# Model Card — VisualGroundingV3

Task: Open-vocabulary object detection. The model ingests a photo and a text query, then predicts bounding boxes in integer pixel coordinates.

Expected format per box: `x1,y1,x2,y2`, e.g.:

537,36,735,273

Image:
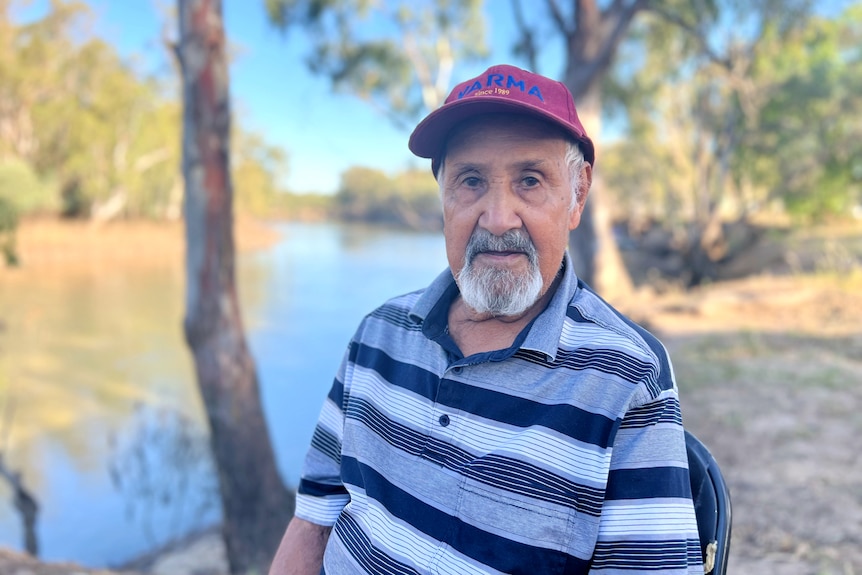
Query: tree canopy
0,0,292,222
602,2,862,225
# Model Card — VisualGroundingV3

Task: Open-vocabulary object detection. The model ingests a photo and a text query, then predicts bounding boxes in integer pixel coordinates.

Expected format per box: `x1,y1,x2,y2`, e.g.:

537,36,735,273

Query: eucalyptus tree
176,1,293,573
746,5,862,220
600,1,857,283
0,1,180,219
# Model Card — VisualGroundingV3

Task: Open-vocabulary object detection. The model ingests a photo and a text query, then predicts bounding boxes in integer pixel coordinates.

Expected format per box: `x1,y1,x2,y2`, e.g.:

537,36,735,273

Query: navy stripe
575,296,674,400
445,380,617,448
369,304,422,332
349,343,439,399
327,378,344,408
619,396,682,429
334,511,421,575
341,458,584,573
310,426,342,463
346,398,605,515
517,346,658,388
299,479,348,498
592,539,697,570
346,397,429,457
349,342,617,449
463,454,604,516
606,467,692,500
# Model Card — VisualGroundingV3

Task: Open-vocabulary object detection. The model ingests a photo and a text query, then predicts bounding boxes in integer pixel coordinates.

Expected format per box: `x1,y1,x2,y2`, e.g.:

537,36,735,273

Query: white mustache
465,229,538,267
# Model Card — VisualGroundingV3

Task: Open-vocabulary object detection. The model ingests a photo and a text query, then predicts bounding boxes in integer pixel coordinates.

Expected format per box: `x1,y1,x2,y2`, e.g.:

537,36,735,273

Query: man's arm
592,389,703,573
269,517,333,575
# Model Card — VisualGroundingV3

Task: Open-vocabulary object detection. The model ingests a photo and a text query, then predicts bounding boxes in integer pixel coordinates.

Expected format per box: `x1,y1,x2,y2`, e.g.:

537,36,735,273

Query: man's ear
568,163,592,230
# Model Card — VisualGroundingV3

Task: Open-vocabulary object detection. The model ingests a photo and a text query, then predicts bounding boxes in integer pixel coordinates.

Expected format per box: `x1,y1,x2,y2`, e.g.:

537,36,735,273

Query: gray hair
437,140,588,214
564,141,586,213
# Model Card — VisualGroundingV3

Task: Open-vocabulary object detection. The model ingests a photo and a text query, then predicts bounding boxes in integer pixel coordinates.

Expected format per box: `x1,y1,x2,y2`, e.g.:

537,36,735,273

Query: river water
0,221,448,567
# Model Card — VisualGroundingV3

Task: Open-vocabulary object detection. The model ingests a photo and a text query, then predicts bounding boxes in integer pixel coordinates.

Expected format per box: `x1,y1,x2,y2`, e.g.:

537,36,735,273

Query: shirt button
438,414,450,427
452,367,463,375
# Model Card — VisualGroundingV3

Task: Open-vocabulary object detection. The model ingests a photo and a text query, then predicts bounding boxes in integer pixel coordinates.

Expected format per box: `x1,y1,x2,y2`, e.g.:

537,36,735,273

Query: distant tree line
0,1,304,228
335,166,441,230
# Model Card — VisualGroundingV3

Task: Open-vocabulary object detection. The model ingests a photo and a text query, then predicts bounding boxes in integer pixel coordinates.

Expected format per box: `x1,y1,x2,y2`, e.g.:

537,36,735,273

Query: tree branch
645,4,732,68
510,0,539,71
597,0,650,66
547,0,572,36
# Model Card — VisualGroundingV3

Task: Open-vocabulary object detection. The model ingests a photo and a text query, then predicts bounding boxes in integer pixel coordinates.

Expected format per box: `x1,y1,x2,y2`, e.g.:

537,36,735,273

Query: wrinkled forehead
438,114,574,175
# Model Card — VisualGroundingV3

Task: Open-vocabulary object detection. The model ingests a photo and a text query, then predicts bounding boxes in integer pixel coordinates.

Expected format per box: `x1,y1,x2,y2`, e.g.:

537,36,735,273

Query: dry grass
8,218,280,271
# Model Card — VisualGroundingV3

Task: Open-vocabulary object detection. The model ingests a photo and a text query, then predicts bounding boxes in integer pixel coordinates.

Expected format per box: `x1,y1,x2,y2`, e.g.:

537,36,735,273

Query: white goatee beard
456,229,543,317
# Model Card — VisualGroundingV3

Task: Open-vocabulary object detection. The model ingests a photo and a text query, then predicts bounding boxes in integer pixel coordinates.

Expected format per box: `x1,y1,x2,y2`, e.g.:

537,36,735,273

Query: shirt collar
409,252,578,361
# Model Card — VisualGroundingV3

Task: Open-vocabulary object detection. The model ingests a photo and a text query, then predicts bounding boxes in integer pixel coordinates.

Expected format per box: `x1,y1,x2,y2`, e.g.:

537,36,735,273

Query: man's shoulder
566,283,666,363
565,284,677,402
353,287,430,339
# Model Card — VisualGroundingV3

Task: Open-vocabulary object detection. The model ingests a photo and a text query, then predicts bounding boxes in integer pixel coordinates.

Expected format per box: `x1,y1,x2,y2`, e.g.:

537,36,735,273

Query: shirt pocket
455,480,575,574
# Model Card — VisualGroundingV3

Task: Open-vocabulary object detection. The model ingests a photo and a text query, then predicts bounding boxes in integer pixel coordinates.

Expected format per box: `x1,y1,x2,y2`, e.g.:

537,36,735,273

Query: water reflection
0,221,448,567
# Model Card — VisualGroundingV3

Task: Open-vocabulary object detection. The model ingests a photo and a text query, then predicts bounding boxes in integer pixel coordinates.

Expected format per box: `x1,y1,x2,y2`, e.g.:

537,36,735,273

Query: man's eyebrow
445,161,487,174
514,159,548,171
446,159,549,174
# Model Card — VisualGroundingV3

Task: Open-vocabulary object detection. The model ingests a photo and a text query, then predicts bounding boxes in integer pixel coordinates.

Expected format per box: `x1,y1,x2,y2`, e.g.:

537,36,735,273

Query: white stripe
317,398,344,439
560,321,651,359
597,501,699,537
295,492,349,525
349,364,611,483
343,493,490,575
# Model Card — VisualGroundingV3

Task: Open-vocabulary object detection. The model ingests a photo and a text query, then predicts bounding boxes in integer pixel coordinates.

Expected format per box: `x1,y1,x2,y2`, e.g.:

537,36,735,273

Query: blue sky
53,1,539,195
13,1,857,194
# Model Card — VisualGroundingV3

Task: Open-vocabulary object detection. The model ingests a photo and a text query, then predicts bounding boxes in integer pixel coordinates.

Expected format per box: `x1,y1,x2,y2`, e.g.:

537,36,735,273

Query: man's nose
477,186,522,235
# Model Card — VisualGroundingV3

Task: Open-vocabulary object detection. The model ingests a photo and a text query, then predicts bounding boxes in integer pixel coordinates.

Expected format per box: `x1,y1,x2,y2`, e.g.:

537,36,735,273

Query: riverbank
1,219,860,574
8,217,280,271
0,527,227,574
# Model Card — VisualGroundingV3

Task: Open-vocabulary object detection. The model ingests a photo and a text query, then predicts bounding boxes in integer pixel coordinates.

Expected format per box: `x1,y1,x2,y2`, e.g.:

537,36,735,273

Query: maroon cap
409,64,595,175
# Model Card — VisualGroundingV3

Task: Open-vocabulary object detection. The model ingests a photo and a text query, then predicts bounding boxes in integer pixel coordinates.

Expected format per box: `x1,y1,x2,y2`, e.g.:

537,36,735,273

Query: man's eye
522,176,540,187
463,176,482,187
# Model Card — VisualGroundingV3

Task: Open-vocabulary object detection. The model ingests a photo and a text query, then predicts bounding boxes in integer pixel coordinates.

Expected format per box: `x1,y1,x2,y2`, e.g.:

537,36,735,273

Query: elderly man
270,64,703,574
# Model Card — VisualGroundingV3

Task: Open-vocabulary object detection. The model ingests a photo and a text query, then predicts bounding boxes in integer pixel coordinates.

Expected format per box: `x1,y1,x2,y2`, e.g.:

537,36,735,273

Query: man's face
440,115,589,317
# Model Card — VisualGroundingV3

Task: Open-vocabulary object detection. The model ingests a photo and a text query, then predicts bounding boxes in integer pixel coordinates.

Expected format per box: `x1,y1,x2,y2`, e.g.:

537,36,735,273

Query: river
0,221,448,568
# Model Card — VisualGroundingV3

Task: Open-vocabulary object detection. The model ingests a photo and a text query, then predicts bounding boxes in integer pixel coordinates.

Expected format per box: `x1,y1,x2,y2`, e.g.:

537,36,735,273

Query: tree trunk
176,1,294,573
565,73,633,301
550,0,645,300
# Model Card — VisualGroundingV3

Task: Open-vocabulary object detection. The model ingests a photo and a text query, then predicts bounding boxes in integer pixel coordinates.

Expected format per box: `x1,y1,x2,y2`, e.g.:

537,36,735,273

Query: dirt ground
2,220,861,575
623,271,862,575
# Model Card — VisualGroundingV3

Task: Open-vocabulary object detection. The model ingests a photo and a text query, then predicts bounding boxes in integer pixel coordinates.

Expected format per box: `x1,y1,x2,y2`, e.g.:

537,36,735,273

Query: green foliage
745,6,862,220
266,0,488,124
268,190,335,220
0,195,19,266
0,0,293,222
336,165,441,229
233,130,290,217
603,2,862,225
0,159,59,215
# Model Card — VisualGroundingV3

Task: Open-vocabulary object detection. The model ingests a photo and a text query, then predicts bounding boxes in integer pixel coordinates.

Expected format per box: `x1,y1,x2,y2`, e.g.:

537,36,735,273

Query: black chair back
686,430,732,574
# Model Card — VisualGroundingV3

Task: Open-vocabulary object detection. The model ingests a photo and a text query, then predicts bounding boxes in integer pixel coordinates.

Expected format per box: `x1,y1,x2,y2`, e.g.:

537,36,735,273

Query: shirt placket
427,362,469,573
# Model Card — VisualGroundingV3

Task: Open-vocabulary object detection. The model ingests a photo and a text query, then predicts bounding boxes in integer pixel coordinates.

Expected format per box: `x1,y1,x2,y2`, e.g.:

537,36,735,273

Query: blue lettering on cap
456,74,545,102
457,80,483,99
506,76,525,92
487,73,504,87
528,86,544,102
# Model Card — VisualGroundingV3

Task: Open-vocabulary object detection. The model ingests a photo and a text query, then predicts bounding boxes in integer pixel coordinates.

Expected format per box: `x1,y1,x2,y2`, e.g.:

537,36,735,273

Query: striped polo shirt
295,255,703,574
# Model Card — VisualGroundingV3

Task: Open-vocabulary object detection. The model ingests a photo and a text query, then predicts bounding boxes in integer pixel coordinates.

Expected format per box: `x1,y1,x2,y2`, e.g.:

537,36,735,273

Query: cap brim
408,97,595,167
